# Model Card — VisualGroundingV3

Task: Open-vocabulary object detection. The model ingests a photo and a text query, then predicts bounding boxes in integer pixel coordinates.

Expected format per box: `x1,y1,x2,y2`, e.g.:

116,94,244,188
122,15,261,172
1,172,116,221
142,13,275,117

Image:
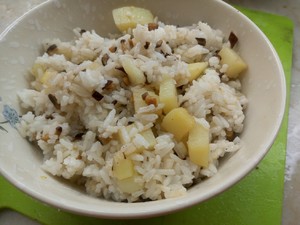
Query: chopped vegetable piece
109,46,117,53
113,158,134,180
116,175,142,193
74,133,84,140
112,6,154,32
40,70,56,85
159,77,178,114
228,32,238,48
187,62,208,82
196,37,206,46
79,29,87,35
92,91,104,101
101,53,110,66
187,123,209,168
31,63,46,78
48,94,60,109
148,23,159,31
218,47,247,78
140,128,156,150
55,126,62,136
46,44,58,55
120,56,146,85
144,41,150,49
161,107,195,141
103,80,115,91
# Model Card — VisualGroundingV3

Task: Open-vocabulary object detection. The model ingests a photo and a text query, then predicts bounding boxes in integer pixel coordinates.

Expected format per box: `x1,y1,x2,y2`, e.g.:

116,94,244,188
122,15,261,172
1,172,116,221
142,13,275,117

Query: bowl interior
0,0,285,218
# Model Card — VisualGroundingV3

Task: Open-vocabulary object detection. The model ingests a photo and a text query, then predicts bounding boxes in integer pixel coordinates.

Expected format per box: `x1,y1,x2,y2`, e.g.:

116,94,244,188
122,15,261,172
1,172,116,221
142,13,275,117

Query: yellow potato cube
112,6,154,32
113,158,134,180
140,128,156,150
218,47,247,78
31,63,46,78
187,123,210,168
187,62,208,82
161,107,195,141
116,175,142,194
40,70,56,85
159,78,178,114
121,56,146,85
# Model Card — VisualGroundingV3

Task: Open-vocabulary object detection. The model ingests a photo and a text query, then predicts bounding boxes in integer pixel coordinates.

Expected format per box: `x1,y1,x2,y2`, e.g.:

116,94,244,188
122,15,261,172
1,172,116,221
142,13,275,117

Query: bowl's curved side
0,0,286,219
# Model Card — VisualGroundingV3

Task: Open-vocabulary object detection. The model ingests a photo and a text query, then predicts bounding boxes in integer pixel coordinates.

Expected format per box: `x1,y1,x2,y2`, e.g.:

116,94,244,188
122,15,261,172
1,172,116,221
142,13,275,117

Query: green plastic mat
0,6,294,225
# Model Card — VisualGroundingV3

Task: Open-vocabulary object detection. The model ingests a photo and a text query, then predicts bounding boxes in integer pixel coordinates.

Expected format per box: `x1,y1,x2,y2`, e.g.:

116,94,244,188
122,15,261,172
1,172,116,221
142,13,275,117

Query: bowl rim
0,0,286,219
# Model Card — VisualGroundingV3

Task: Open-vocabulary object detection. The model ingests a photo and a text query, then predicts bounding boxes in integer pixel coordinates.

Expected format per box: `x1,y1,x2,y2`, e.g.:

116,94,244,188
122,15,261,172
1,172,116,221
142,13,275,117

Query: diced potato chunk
31,63,57,85
218,47,247,78
131,86,160,114
113,158,135,180
187,123,209,167
140,128,156,150
159,78,178,114
187,62,208,82
40,70,56,85
161,107,195,141
112,6,154,32
31,63,46,78
121,56,146,85
132,87,146,113
116,175,142,194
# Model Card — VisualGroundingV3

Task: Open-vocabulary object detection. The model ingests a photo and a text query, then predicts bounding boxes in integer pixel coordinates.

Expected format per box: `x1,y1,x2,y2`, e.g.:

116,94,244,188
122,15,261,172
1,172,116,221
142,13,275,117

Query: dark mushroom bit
48,94,60,109
79,29,87,35
144,41,150,49
128,38,134,48
46,44,58,55
148,23,159,31
120,39,127,51
228,32,238,48
55,126,63,136
92,90,104,101
196,37,206,46
109,46,117,53
101,53,110,66
74,132,85,140
103,80,115,91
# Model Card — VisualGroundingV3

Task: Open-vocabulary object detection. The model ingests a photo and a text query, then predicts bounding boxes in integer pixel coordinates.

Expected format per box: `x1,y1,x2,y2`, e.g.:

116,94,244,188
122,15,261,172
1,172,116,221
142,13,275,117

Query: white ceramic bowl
0,0,285,219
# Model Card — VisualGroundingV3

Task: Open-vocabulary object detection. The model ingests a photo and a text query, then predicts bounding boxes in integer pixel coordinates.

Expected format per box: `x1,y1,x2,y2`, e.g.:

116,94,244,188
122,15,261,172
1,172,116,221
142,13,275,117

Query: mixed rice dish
17,7,248,202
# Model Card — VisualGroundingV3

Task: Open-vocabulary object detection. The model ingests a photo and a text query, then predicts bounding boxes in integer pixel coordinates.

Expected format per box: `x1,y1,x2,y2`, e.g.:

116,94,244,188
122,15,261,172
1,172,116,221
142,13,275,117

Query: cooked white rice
17,19,247,202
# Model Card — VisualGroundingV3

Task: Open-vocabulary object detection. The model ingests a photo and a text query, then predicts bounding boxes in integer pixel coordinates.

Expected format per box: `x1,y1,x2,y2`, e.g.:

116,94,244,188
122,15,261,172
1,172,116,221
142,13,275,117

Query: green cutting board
0,6,294,225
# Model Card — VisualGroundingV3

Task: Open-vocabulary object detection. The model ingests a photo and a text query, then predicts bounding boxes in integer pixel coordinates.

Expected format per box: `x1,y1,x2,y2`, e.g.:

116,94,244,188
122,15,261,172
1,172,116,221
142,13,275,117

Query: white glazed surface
0,0,286,220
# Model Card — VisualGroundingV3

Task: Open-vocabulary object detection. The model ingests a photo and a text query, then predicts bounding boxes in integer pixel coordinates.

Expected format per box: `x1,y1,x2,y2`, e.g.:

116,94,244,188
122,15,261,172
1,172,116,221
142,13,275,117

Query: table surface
0,0,299,224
